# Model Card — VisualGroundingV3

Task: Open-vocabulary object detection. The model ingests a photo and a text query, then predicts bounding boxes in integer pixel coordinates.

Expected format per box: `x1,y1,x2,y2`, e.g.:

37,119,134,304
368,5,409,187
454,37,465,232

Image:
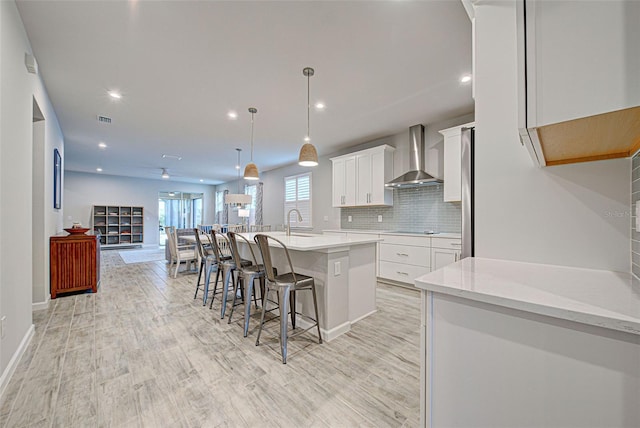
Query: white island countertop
415,257,640,335
240,231,381,252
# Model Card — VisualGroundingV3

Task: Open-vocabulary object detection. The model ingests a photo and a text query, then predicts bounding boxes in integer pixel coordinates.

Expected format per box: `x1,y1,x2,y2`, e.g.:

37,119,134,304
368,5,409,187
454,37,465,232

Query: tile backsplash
340,185,461,233
632,154,640,278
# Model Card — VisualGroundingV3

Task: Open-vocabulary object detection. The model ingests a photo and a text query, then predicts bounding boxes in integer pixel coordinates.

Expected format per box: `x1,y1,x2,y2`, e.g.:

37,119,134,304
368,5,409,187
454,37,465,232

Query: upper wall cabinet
331,145,395,207
517,0,640,167
440,122,474,202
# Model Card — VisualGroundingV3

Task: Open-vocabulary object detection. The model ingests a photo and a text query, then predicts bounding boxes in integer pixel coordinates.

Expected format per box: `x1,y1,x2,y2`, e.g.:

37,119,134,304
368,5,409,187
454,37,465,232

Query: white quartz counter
240,231,381,252
415,257,640,335
323,229,462,239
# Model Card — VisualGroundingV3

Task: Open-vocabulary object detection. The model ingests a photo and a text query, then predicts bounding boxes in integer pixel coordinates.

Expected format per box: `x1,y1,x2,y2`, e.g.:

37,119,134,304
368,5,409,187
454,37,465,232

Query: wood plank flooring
0,249,420,427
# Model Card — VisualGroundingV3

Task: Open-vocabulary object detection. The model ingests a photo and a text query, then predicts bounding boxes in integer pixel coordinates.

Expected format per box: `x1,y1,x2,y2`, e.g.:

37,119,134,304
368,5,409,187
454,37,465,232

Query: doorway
158,191,203,245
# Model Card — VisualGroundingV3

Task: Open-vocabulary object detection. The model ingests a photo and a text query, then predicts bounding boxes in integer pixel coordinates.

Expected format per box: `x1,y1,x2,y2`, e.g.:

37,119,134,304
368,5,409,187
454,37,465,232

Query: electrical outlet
348,216,352,222
378,215,383,222
323,215,329,221
334,261,341,276
0,316,6,339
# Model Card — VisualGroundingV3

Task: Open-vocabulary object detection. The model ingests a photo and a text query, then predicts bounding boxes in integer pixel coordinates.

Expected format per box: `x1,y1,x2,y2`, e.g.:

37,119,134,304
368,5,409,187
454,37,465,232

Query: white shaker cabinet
517,0,640,166
439,122,474,202
331,145,394,207
378,234,430,285
332,156,356,207
431,237,462,271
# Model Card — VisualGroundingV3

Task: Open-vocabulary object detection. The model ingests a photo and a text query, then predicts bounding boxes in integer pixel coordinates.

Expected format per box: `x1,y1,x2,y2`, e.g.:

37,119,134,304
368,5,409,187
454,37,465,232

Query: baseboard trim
350,308,377,324
32,298,50,311
0,324,35,400
296,318,351,342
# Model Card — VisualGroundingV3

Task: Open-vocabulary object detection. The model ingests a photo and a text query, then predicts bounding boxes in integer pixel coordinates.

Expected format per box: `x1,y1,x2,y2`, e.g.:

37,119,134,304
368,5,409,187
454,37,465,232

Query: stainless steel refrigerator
461,126,475,259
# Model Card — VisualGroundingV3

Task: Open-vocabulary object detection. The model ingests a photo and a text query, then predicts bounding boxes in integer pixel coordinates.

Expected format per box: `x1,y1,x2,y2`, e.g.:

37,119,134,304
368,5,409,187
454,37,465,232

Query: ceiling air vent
97,115,112,124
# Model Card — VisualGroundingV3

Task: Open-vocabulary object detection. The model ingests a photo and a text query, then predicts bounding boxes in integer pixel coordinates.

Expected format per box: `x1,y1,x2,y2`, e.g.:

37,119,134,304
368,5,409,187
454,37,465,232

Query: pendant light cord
307,72,311,140
250,111,255,162
236,148,241,193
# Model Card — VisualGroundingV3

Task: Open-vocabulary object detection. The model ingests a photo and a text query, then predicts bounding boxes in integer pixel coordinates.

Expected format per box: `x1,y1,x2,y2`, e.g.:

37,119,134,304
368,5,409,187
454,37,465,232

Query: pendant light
243,107,259,180
298,67,319,167
224,148,252,206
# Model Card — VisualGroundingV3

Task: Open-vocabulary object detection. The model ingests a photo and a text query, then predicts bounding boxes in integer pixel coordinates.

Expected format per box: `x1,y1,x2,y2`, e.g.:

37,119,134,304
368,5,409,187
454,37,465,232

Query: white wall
0,0,64,388
473,0,629,271
64,172,217,246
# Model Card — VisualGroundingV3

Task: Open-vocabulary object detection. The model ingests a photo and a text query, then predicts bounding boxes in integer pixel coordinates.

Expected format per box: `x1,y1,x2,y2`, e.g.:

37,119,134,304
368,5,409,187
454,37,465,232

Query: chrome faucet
286,208,302,236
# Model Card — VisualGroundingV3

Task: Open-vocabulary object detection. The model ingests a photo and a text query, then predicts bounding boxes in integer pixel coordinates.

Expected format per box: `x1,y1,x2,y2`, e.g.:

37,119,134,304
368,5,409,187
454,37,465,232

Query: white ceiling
17,0,474,185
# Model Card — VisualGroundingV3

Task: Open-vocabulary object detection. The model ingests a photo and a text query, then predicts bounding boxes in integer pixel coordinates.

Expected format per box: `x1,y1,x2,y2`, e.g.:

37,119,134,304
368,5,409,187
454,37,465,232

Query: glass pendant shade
243,162,259,180
298,143,318,167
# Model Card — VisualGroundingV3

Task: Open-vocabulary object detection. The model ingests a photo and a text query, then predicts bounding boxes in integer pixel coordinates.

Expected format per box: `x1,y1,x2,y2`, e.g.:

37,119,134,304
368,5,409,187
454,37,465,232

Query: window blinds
284,173,312,228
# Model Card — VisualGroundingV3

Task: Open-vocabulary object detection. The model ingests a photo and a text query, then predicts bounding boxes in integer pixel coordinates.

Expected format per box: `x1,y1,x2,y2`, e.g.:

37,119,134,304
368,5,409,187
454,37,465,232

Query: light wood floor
0,249,420,427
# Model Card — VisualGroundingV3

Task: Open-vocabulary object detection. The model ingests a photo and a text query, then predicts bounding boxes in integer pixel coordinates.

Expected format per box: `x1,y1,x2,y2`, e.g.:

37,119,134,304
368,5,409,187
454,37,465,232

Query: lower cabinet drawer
379,243,429,267
379,261,430,284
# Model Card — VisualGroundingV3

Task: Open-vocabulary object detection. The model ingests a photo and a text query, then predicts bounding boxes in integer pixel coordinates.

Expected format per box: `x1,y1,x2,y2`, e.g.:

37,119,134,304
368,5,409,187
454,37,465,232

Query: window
284,172,312,228
215,190,224,224
244,184,257,225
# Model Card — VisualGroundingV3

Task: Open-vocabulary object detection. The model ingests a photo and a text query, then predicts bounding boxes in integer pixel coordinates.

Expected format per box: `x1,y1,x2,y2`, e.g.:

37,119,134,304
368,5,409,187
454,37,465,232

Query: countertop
239,231,381,252
323,229,462,239
415,257,640,335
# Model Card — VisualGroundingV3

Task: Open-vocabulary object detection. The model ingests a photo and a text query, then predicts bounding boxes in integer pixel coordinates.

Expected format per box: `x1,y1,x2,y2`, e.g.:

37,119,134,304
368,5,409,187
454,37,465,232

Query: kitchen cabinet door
356,152,372,205
331,156,356,207
369,148,392,205
431,248,460,271
440,123,473,202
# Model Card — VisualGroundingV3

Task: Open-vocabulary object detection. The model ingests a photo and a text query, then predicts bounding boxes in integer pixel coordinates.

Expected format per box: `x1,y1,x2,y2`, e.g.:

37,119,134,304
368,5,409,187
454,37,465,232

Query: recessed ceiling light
227,111,238,120
98,142,107,149
199,179,204,182
96,167,103,172
314,102,325,110
108,91,122,99
460,74,472,83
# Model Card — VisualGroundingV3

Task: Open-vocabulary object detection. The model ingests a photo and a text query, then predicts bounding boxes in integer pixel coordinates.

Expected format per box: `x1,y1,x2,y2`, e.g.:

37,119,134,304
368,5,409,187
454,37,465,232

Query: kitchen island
239,232,381,341
415,257,640,428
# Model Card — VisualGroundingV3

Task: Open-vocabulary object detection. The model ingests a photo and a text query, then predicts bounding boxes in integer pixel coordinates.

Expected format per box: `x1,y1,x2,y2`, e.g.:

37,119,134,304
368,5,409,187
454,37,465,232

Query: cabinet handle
397,271,409,276
454,253,458,262
396,253,409,257
450,243,461,246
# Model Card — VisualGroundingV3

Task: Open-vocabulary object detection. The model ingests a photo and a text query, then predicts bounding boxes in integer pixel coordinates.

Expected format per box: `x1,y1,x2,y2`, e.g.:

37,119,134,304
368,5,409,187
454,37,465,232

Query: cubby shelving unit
92,205,144,248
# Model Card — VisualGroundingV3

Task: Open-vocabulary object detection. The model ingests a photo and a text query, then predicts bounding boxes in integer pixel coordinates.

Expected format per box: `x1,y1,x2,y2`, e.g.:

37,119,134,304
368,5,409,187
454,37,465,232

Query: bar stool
209,230,251,318
226,231,274,336
192,229,221,306
253,234,322,364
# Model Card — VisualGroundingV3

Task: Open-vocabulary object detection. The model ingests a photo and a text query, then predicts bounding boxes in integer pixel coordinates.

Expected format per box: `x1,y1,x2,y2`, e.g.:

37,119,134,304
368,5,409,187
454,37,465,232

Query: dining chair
166,226,197,278
227,224,245,233
193,229,221,306
249,224,261,232
226,231,274,336
253,234,322,364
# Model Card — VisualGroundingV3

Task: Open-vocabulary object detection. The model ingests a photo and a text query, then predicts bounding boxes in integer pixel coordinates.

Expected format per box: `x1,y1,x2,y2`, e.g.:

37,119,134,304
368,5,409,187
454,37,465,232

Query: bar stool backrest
193,228,207,259
209,229,228,263
226,231,258,268
254,234,297,284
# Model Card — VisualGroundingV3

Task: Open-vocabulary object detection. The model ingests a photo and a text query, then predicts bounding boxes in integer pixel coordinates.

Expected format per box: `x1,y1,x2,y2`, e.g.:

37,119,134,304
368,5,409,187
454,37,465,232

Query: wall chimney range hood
385,124,442,188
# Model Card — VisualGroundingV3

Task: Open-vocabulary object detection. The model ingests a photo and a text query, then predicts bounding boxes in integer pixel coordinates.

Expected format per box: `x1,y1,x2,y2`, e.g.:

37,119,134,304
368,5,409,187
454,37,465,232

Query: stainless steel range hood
385,124,442,188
